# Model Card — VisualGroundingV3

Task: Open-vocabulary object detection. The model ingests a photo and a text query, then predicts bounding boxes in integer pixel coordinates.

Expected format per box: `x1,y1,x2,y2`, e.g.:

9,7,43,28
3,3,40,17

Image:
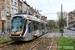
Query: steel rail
29,34,48,50
0,41,15,48
11,42,26,50
49,34,56,50
0,40,12,44
12,33,48,50
29,38,45,50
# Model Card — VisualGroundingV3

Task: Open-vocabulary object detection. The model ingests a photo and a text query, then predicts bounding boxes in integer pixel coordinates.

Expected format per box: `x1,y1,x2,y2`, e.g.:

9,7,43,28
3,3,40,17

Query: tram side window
38,23,41,30
32,21,34,31
41,24,43,29
44,24,46,29
43,24,45,29
43,24,44,29
28,21,32,33
34,21,39,31
42,23,44,29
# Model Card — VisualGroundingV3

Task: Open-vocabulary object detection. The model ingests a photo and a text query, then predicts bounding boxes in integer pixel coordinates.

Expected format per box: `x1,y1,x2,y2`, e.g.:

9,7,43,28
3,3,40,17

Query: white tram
10,13,48,41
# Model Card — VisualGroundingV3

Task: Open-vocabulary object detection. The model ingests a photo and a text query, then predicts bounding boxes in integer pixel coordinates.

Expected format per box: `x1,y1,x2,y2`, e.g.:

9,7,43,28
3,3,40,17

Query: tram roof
14,14,47,24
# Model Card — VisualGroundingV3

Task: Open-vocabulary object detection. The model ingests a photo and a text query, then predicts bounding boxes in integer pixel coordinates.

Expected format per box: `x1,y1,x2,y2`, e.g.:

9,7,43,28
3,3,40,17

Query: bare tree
57,11,67,27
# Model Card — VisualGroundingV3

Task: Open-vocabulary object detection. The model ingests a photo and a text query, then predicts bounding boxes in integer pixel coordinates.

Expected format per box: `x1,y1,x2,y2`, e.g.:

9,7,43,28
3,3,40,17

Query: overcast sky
23,0,75,20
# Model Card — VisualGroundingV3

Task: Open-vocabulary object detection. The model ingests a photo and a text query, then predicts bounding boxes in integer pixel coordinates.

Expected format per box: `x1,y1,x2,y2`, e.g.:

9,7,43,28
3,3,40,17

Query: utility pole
61,4,63,36
67,15,68,28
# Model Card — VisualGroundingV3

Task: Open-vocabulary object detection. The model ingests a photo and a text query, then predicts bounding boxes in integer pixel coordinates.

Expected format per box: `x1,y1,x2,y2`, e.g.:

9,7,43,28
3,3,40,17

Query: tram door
39,23,42,35
28,21,33,38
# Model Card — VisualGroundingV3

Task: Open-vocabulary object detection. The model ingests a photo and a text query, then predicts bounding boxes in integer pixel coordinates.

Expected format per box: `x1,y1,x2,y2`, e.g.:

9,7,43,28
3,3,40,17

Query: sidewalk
40,33,60,38
40,33,75,38
0,32,10,38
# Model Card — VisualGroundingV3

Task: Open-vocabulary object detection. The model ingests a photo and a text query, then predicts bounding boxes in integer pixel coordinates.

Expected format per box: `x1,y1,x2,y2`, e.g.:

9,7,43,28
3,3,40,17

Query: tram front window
11,19,24,32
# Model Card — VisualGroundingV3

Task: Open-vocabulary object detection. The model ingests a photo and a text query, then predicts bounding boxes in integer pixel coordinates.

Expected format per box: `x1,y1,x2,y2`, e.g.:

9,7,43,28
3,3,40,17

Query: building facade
24,1,30,14
30,7,37,17
11,0,18,17
41,16,47,21
0,0,11,33
22,1,27,13
68,10,75,28
18,0,22,13
0,0,47,33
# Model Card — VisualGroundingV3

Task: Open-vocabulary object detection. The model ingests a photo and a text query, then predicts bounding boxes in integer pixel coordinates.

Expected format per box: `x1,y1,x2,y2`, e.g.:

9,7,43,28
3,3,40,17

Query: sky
23,0,75,21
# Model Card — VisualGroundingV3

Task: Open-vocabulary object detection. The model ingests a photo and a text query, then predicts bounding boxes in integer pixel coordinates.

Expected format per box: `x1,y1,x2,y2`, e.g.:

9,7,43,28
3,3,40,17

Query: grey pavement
40,29,75,38
64,29,75,33
40,33,60,38
0,33,10,38
63,29,75,37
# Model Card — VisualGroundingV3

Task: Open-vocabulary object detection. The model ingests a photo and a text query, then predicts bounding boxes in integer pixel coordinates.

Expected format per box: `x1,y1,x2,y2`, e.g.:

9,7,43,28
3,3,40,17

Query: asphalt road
63,29,75,37
64,29,75,33
41,29,75,38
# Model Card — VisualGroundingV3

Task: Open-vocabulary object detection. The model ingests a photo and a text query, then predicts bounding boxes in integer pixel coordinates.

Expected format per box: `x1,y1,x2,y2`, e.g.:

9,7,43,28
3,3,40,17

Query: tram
10,13,48,41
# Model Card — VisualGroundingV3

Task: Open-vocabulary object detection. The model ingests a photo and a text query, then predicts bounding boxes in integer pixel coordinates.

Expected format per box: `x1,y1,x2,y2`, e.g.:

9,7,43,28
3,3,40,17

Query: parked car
71,27,75,31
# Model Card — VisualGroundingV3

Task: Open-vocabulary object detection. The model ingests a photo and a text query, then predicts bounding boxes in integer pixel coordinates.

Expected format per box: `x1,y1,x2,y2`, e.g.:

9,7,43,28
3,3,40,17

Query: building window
20,6,21,9
70,17,72,19
20,6,23,12
14,2,17,6
11,8,13,14
7,7,10,14
7,18,10,29
1,3,4,9
74,17,75,21
18,4,19,8
7,0,9,4
3,0,5,2
15,9,17,14
11,0,13,5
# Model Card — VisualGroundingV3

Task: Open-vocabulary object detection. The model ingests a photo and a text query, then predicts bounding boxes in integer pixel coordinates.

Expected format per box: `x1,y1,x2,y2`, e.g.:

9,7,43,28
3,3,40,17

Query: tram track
0,41,15,48
0,41,27,50
11,33,48,50
12,38,44,50
29,34,58,50
0,33,47,50
0,37,43,50
0,33,58,50
11,33,58,50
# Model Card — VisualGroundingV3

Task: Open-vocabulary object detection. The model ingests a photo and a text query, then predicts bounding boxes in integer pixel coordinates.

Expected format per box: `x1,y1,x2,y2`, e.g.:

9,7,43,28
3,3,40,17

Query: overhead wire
47,0,54,12
26,0,39,10
37,0,47,12
25,0,57,15
53,0,58,4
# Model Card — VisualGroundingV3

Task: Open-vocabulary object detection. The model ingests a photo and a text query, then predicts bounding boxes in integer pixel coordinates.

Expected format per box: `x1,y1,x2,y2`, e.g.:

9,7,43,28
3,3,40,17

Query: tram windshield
11,19,24,32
